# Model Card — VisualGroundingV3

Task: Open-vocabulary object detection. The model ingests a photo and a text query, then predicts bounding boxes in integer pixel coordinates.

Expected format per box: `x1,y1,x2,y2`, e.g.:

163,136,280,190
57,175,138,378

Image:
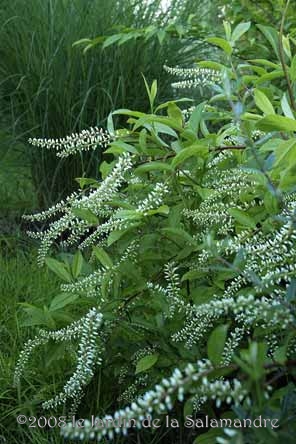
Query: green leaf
72,38,92,48
112,109,145,118
281,93,294,119
142,76,157,111
256,25,280,59
255,70,284,84
93,246,113,269
274,345,287,364
72,208,98,224
161,228,195,245
107,141,138,154
75,177,99,189
223,21,231,41
157,29,166,45
146,205,170,216
72,251,84,279
155,98,193,113
197,61,226,71
191,286,216,305
290,55,296,82
19,304,55,328
254,89,275,115
114,209,142,220
151,80,157,106
135,161,173,175
135,353,159,374
153,122,178,138
181,269,204,281
102,34,122,49
256,115,296,132
172,144,208,168
107,224,141,246
49,293,79,311
248,59,279,69
283,35,291,59
183,398,194,419
138,128,147,152
45,258,72,283
231,21,250,43
107,111,115,136
188,102,206,133
228,208,256,228
274,139,296,168
207,324,229,366
206,37,233,55
167,102,183,127
263,193,279,214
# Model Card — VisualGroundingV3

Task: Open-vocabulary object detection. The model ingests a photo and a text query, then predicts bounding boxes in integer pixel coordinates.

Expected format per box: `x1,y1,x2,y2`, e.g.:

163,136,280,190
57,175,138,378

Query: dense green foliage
13,18,296,444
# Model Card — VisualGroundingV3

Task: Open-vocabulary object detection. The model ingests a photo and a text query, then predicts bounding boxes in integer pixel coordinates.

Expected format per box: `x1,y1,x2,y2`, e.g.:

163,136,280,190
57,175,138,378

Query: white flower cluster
163,262,185,318
61,240,138,304
182,105,196,121
23,192,79,222
42,308,103,410
172,294,293,349
164,65,221,89
207,151,234,168
118,374,149,404
14,308,102,387
184,166,257,235
221,202,296,296
13,319,84,387
136,183,169,215
73,153,132,213
25,153,133,265
60,359,247,441
77,217,127,250
164,65,222,89
28,127,112,158
222,326,249,365
221,121,264,145
61,269,103,298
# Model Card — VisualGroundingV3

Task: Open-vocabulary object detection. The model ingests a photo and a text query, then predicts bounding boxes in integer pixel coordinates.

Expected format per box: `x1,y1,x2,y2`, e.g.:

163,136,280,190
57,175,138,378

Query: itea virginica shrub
15,21,296,444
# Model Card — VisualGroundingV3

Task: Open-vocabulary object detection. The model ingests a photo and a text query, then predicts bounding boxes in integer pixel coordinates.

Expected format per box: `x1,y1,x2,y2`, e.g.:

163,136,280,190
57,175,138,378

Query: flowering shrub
16,20,296,444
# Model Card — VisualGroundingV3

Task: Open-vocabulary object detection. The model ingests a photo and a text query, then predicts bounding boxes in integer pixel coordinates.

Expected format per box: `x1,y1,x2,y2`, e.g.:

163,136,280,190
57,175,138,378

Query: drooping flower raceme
60,359,249,442
14,308,104,411
164,65,222,89
29,127,112,158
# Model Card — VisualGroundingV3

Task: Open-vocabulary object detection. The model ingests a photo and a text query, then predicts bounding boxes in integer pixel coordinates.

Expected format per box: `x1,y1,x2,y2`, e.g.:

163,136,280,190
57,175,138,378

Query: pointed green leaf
206,37,233,55
49,293,79,311
228,208,256,228
172,145,208,169
135,161,173,175
254,89,275,115
231,21,250,43
281,93,294,119
135,353,159,374
72,208,99,224
72,251,84,279
256,115,296,132
93,246,113,269
207,324,229,366
45,258,72,283
167,102,183,127
290,55,296,82
102,34,122,49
